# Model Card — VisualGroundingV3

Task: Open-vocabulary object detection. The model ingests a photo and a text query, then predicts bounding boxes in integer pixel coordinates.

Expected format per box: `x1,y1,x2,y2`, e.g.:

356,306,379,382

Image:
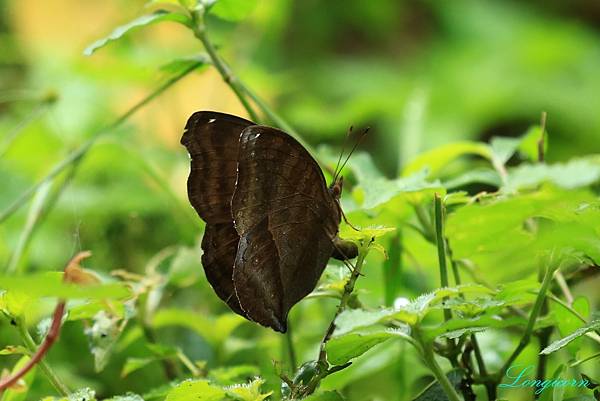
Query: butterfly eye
330,177,343,198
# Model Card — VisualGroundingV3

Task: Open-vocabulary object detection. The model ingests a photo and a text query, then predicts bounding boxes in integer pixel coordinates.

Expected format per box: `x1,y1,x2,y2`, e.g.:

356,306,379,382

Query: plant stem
141,322,179,380
498,264,555,375
319,244,368,361
414,204,435,242
284,322,297,371
191,11,259,122
538,111,547,163
417,329,462,401
434,194,451,322
0,61,202,224
14,315,70,396
190,9,322,162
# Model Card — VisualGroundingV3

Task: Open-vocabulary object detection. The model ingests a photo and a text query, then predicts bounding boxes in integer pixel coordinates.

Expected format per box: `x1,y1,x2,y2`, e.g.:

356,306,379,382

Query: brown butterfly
181,111,357,332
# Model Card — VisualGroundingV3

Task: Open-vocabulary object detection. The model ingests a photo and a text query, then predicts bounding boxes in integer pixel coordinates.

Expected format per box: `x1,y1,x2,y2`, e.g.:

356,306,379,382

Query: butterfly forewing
181,111,253,224
181,111,253,316
232,126,341,332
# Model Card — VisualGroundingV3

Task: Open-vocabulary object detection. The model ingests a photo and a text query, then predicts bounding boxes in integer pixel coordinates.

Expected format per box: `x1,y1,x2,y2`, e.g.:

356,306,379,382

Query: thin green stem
284,322,297,371
570,350,600,368
319,246,368,361
191,12,258,122
498,264,555,375
190,9,323,164
16,317,70,396
417,328,462,401
414,204,435,242
0,61,201,224
434,194,451,322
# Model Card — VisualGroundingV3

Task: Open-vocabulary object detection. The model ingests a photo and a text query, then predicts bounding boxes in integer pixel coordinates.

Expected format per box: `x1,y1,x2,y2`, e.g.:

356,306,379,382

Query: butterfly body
181,111,356,332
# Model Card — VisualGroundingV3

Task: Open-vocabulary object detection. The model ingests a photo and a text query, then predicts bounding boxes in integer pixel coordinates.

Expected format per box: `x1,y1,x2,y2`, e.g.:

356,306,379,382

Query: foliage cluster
1,1,600,401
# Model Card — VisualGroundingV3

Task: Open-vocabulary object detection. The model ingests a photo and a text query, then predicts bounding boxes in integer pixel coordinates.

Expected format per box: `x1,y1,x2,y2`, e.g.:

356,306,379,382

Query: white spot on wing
208,118,216,123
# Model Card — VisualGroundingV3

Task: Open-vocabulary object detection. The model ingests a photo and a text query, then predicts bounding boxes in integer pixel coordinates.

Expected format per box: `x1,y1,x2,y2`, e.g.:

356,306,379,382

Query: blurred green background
1,0,599,400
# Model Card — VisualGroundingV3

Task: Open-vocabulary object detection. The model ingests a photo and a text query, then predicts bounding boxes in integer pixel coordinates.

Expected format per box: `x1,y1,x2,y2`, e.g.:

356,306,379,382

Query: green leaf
208,0,258,21
304,391,346,401
325,327,411,365
121,357,156,378
165,380,226,401
209,365,260,386
0,273,131,300
333,308,393,336
104,394,145,401
41,388,98,401
339,225,396,242
552,296,590,355
443,168,501,190
352,169,442,210
403,141,492,178
84,10,192,56
0,345,29,356
541,320,600,355
225,378,271,401
153,309,244,346
504,158,600,192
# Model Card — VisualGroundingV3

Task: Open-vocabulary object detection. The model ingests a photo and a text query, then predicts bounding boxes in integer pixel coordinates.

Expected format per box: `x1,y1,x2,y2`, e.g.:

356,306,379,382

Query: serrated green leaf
225,378,271,401
541,320,600,355
84,10,192,56
352,169,443,210
104,393,145,401
208,0,258,21
333,308,393,336
209,365,260,386
325,327,411,365
339,225,396,242
165,380,226,401
504,158,600,192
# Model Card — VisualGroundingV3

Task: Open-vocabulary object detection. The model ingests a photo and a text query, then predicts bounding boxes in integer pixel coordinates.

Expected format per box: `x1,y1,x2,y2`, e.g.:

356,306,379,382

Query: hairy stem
0,61,202,224
318,247,367,361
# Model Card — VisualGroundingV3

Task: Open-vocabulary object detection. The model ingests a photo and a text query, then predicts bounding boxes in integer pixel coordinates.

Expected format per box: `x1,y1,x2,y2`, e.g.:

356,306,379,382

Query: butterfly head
329,176,344,200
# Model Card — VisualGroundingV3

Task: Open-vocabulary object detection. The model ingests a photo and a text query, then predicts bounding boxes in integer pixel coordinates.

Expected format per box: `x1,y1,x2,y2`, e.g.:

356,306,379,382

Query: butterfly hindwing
231,125,341,332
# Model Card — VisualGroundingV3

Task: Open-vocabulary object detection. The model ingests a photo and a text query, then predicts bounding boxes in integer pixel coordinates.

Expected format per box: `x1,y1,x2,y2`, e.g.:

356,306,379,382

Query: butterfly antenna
333,125,353,181
336,126,370,178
